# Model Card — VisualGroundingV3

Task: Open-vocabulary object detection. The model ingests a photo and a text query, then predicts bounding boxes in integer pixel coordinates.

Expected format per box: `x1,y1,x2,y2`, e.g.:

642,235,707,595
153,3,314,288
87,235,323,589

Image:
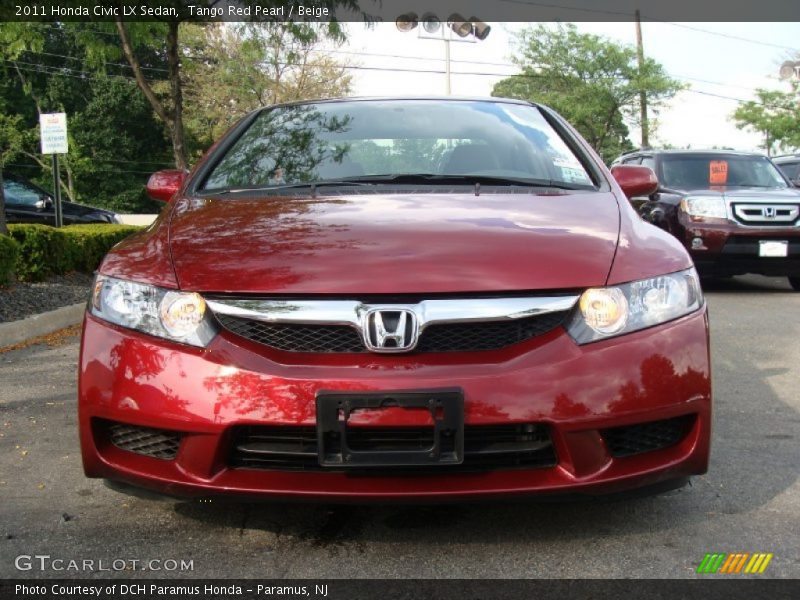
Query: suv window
777,161,800,180
660,154,788,190
640,156,655,170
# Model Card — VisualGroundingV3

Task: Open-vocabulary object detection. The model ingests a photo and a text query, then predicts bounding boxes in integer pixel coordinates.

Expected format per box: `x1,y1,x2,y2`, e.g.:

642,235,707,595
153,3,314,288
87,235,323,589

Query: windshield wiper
339,173,592,190
204,180,378,195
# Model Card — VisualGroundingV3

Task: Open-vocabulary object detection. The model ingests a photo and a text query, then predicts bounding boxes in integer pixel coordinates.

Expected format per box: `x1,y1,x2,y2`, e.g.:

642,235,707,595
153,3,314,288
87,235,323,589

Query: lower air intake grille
107,422,182,460
601,415,694,458
229,423,556,473
216,311,568,354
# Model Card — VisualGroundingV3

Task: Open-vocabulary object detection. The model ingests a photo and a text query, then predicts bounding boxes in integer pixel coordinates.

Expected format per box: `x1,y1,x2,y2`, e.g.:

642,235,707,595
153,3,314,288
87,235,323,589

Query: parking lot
0,275,798,579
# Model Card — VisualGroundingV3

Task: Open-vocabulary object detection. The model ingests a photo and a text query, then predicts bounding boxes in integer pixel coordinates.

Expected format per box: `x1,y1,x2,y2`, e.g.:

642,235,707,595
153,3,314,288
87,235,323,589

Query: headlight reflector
578,288,628,335
568,268,703,344
680,196,727,219
91,275,217,347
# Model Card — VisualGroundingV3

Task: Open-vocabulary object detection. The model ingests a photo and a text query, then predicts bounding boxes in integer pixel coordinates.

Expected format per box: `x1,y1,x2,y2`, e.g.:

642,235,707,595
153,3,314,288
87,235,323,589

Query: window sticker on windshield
709,160,728,185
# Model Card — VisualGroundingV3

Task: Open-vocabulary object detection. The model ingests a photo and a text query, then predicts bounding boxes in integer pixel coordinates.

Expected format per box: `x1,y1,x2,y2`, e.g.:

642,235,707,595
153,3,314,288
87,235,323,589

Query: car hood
681,187,800,202
167,192,620,294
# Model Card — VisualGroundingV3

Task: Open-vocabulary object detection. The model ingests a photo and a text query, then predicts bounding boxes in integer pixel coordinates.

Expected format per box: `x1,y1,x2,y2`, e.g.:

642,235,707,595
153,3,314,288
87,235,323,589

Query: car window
4,179,44,206
640,156,655,170
660,155,788,190
777,161,800,180
202,100,596,191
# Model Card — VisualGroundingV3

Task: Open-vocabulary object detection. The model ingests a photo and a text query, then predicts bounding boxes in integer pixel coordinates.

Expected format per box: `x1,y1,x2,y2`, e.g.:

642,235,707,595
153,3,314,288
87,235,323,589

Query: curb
0,302,85,348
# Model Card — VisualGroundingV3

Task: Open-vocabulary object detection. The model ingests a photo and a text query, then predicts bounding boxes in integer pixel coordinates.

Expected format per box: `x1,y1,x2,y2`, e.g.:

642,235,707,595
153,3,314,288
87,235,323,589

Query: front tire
789,276,800,291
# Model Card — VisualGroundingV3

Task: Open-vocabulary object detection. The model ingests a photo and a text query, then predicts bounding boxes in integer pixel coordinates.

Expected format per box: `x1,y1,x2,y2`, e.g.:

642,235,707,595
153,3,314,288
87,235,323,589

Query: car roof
257,96,537,111
773,154,800,163
625,148,767,158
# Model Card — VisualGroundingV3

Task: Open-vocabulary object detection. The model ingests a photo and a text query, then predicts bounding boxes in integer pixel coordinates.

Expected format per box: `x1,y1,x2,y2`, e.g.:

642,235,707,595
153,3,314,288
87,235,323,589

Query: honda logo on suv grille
763,206,776,219
363,308,418,352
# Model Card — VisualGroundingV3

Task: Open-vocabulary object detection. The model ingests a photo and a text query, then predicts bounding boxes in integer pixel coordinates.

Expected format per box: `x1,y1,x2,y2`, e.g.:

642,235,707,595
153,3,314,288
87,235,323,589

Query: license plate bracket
315,388,464,467
759,240,788,257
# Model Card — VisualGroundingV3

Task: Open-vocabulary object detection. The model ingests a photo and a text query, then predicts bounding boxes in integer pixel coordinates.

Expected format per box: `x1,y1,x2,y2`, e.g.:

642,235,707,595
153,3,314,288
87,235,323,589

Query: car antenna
474,182,481,196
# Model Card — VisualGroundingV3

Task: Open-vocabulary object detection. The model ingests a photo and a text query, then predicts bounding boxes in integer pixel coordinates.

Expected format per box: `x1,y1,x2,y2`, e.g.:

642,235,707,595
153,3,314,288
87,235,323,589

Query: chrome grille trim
732,203,799,225
206,296,579,329
206,296,579,353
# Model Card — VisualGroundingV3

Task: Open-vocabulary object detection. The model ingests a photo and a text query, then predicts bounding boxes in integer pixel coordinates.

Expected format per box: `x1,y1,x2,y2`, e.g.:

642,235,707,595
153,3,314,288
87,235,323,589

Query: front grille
216,311,568,354
229,423,556,473
732,203,799,226
417,311,566,352
107,422,182,460
601,415,694,458
216,315,364,353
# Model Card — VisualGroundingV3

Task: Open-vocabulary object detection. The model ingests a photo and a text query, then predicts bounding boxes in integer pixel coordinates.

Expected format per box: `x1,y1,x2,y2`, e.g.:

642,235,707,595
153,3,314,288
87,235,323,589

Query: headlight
680,196,727,219
90,275,218,347
567,268,703,344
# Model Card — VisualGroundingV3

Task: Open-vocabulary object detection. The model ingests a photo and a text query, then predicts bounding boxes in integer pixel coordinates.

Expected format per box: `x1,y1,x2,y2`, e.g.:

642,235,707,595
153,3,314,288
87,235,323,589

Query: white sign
40,112,68,154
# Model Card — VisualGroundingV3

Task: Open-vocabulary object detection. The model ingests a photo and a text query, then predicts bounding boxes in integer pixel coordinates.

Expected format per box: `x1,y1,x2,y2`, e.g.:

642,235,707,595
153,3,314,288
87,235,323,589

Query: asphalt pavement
0,275,798,579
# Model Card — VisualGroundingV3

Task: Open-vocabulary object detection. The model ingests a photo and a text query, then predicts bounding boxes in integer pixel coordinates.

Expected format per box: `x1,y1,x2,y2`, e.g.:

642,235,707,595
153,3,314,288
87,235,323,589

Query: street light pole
444,37,451,95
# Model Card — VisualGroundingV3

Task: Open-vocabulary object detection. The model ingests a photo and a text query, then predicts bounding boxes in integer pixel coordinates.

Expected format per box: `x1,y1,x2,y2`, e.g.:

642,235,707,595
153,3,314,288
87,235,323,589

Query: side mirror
36,195,53,211
610,165,659,199
146,169,187,202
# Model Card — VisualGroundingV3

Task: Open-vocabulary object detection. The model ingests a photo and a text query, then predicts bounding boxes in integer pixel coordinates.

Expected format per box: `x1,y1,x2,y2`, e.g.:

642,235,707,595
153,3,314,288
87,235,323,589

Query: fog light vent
108,422,181,460
601,415,694,458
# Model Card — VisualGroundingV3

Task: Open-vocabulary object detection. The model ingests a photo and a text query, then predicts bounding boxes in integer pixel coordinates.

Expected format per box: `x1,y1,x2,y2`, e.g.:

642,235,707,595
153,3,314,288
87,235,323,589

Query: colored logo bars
697,553,773,574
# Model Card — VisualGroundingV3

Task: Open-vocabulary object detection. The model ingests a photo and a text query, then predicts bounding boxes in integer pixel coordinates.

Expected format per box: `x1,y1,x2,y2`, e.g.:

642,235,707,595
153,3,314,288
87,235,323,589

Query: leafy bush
8,224,143,282
0,234,21,286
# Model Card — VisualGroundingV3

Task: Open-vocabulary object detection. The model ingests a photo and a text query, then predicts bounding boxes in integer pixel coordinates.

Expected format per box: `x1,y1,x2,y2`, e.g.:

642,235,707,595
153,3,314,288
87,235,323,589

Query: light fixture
469,17,491,40
395,12,418,32
421,12,441,34
447,13,472,38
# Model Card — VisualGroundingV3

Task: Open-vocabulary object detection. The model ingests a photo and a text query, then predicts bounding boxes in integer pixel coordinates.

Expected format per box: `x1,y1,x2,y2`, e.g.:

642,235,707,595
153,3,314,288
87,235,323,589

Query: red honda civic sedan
79,98,711,501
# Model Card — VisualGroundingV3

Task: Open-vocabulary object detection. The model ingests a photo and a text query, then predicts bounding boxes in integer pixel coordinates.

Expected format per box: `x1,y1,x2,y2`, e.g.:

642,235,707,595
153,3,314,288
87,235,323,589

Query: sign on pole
40,112,68,154
39,112,67,227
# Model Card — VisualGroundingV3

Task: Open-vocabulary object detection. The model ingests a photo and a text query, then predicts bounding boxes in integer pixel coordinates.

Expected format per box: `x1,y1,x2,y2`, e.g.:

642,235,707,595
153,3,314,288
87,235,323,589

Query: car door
3,178,54,225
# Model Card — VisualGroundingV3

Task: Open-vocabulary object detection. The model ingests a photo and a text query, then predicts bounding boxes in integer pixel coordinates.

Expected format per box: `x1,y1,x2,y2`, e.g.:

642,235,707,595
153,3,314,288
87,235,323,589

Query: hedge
0,233,20,285
7,223,143,282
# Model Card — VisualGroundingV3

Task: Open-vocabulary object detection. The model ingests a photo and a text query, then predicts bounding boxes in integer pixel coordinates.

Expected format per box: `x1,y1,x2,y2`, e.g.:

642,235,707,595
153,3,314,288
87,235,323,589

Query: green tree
732,82,800,155
181,22,353,156
492,23,683,163
0,112,25,235
74,2,360,170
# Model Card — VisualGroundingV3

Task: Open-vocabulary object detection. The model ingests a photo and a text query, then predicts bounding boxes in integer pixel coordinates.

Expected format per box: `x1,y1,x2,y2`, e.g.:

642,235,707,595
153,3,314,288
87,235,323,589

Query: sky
335,21,800,155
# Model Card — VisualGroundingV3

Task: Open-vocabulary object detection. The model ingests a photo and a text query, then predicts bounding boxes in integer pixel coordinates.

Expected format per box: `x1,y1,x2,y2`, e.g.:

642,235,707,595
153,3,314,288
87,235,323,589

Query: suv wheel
789,277,800,291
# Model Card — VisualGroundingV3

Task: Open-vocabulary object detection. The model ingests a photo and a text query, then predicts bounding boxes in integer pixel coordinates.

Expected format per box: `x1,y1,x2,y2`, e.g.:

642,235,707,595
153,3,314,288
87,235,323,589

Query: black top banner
1,0,800,22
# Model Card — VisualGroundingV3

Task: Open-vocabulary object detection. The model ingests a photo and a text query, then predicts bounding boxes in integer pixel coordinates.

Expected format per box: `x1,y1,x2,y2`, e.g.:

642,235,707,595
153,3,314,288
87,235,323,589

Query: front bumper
78,308,712,501
679,218,800,277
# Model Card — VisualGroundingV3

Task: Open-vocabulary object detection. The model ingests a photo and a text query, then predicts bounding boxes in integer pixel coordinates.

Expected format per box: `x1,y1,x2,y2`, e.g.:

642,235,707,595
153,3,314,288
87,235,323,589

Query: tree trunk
166,22,188,170
0,170,8,236
116,19,188,170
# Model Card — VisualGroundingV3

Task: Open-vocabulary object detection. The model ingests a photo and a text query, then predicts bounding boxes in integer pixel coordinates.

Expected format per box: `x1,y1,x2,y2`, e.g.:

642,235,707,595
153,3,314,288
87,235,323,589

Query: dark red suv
79,98,711,501
613,149,800,290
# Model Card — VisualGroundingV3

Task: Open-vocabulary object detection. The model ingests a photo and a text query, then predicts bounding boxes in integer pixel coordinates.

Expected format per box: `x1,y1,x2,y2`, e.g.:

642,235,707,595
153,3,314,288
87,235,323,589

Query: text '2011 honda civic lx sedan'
79,98,711,501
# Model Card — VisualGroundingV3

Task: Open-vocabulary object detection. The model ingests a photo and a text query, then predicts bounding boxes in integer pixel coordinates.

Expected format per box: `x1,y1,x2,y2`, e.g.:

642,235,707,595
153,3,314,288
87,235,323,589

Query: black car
2,172,118,225
611,149,800,289
774,154,800,186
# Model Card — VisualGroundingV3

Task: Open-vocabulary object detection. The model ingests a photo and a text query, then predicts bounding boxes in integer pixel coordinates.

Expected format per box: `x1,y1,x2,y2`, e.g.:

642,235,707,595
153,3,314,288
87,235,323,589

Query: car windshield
4,178,44,206
200,100,596,192
660,154,788,190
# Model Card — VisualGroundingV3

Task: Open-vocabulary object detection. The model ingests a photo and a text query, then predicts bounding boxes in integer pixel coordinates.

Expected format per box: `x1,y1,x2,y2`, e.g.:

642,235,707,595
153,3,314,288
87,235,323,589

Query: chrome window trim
206,296,579,352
